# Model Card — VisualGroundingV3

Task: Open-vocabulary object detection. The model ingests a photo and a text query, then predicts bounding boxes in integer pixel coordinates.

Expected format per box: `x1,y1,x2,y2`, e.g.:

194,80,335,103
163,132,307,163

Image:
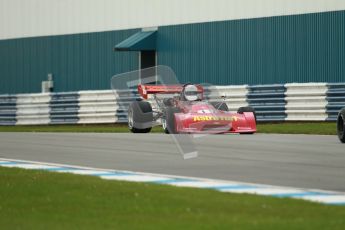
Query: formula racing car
127,83,257,134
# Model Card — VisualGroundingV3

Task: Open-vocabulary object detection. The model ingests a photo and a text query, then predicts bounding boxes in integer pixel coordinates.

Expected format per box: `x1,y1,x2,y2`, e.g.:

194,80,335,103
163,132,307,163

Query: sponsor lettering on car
193,115,238,122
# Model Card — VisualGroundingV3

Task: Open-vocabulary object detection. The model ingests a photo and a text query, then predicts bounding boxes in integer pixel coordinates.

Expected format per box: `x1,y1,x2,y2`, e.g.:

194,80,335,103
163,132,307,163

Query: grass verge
257,122,336,135
0,122,337,135
0,167,344,229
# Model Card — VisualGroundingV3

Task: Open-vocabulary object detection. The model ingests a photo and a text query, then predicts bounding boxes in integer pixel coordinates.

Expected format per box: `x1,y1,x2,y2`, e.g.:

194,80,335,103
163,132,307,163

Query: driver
182,84,200,101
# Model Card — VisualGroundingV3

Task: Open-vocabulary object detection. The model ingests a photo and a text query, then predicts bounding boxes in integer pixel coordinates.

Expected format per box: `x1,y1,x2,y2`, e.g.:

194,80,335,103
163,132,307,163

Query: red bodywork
138,84,256,134
174,101,256,134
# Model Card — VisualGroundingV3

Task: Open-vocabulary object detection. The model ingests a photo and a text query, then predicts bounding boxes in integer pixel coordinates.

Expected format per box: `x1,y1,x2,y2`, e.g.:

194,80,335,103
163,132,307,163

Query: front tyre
163,107,181,134
128,101,153,133
337,108,345,143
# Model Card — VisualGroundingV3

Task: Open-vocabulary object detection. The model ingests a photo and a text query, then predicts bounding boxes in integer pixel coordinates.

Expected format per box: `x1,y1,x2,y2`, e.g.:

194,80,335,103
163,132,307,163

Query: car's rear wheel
163,107,181,134
163,98,174,107
128,100,153,133
211,101,229,111
337,108,345,143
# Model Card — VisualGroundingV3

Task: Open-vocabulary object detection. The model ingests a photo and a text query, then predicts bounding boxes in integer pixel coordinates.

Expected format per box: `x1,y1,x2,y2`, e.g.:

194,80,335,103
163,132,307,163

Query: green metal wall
1,10,345,94
0,29,139,94
157,10,345,85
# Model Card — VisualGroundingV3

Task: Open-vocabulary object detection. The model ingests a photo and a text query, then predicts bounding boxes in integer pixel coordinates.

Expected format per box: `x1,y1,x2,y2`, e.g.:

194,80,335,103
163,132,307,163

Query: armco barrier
326,83,345,121
285,83,328,121
77,89,139,124
16,93,51,125
205,85,249,111
247,84,286,121
50,92,80,124
1,83,345,125
0,95,17,125
78,90,116,124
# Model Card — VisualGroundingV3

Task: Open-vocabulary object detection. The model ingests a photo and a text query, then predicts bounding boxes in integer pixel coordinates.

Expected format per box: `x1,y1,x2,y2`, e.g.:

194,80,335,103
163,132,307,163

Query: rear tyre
163,107,181,134
128,101,153,133
337,108,345,143
211,101,229,111
163,98,174,107
237,106,257,122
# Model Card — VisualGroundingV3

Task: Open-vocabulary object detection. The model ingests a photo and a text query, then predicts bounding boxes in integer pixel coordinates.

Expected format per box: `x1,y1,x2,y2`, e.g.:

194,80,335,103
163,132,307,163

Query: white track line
1,157,345,205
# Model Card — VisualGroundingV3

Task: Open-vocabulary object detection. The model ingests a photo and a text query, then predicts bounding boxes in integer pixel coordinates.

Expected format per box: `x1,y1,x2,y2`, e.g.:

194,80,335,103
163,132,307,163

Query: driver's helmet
182,84,200,101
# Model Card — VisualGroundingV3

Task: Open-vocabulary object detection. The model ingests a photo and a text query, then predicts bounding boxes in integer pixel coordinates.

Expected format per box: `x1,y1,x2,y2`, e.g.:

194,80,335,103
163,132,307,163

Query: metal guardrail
247,84,286,121
1,83,345,125
0,95,17,125
326,83,345,121
285,83,329,121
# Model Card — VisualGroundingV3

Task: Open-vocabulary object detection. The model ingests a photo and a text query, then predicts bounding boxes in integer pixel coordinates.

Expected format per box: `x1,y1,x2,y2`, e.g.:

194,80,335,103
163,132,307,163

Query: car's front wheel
128,100,153,133
163,107,181,134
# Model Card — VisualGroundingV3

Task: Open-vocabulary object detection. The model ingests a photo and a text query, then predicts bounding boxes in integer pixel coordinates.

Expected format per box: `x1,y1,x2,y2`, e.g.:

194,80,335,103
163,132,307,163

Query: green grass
0,167,344,229
257,122,337,135
0,124,162,133
0,122,337,135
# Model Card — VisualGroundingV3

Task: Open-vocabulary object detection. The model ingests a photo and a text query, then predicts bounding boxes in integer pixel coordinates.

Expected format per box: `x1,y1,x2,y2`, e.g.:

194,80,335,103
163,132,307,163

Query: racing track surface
0,132,344,192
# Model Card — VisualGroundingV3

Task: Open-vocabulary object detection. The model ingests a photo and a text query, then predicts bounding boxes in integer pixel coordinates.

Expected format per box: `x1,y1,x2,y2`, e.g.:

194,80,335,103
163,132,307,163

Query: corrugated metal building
0,0,345,94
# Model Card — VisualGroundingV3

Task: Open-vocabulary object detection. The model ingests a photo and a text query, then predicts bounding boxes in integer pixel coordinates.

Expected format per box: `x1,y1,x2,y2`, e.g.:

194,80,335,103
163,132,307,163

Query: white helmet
183,84,199,101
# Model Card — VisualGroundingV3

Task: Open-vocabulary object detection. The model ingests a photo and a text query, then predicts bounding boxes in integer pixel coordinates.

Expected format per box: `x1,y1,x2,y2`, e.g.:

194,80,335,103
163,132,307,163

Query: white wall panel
1,0,345,40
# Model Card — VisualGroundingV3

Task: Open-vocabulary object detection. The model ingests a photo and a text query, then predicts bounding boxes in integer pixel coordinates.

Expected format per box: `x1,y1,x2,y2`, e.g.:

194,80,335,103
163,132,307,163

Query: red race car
128,83,257,134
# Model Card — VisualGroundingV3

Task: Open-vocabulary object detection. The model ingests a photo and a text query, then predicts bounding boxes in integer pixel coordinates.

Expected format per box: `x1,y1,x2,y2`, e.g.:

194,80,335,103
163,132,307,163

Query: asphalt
0,132,344,192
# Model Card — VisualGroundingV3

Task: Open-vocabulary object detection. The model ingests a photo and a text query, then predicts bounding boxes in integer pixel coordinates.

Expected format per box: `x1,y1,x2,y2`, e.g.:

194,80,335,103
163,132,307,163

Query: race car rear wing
138,84,203,99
